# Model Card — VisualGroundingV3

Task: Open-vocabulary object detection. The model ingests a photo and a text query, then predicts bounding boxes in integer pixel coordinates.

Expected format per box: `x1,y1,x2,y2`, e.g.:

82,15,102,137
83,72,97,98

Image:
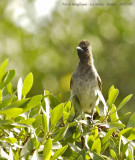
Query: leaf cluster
0,59,134,160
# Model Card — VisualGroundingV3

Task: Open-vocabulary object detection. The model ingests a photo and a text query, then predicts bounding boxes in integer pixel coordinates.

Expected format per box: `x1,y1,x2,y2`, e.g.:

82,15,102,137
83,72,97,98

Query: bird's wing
97,75,102,91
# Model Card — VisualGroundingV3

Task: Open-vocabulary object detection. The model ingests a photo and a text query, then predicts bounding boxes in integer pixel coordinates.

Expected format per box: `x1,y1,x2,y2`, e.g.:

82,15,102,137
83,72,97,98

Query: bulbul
70,40,102,116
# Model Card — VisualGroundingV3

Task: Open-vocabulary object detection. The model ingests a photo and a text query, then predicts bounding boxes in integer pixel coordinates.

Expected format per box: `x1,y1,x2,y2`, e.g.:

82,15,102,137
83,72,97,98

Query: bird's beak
76,46,83,52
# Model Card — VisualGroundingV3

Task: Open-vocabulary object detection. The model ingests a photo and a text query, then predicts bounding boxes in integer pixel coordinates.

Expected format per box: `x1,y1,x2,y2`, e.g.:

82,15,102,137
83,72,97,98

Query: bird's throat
79,51,94,66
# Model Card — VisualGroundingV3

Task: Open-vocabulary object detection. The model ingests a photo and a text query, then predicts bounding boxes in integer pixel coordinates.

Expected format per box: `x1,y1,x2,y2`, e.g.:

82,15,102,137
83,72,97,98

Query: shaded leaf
51,103,63,128
119,128,135,140
44,90,59,109
88,150,104,160
42,114,48,135
7,83,13,95
0,70,15,88
0,89,2,101
53,125,69,142
127,112,135,128
50,145,68,160
32,115,42,128
0,96,13,109
23,95,42,113
118,94,133,111
87,135,94,149
102,128,115,145
5,98,30,110
21,139,33,157
68,143,81,153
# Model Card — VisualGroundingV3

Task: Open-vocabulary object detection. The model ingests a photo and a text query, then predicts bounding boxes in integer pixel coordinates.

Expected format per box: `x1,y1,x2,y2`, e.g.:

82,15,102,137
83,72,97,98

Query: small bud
103,126,107,129
98,128,101,132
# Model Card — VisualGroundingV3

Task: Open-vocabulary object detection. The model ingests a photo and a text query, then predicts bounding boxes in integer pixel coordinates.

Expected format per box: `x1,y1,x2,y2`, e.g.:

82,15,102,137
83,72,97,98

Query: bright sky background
6,0,57,32
34,0,57,17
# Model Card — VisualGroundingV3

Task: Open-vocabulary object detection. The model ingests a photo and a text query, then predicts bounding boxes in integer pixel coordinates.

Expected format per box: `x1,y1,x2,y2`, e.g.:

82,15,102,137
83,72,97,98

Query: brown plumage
70,40,102,114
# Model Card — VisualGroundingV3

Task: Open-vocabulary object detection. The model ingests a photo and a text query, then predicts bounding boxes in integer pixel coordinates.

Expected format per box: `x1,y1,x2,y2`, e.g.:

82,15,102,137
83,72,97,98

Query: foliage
0,59,134,160
0,0,135,116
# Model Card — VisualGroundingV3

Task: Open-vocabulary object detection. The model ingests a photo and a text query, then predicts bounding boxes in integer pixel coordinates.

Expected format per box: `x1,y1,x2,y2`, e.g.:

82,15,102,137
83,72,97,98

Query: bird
70,40,104,118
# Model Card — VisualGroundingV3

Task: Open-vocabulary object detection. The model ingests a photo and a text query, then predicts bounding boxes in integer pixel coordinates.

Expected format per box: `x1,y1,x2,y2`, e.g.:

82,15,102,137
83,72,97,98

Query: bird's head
76,40,92,61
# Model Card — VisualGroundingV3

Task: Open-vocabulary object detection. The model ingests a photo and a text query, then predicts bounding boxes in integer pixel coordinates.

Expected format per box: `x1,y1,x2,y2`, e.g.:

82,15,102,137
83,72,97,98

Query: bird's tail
96,90,108,116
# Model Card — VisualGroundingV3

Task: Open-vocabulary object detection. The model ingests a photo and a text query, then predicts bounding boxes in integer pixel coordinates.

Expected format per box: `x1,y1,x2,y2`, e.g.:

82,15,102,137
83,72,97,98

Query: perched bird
70,40,103,117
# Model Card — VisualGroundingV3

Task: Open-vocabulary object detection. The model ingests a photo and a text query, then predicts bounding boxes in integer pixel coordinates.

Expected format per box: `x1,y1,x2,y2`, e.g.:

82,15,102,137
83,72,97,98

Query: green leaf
50,145,68,160
68,143,81,153
78,155,83,160
0,89,2,101
108,138,117,155
111,94,133,115
115,112,131,122
22,72,33,97
88,150,104,160
43,138,52,160
91,138,101,154
0,108,23,118
0,70,15,88
44,90,59,109
87,135,94,149
122,141,130,159
108,86,119,110
110,149,117,160
102,128,115,145
119,128,135,140
32,115,42,128
14,151,19,160
51,103,63,128
21,139,33,157
100,122,125,129
127,112,135,128
42,114,48,135
0,124,14,129
0,59,8,83
0,96,13,109
53,125,69,142
118,128,132,138
92,126,98,139
4,137,17,144
0,119,14,125
18,118,35,125
63,111,70,123
128,150,133,160
64,101,71,112
23,95,42,113
110,104,119,122
118,94,133,111
7,83,13,95
5,98,30,110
